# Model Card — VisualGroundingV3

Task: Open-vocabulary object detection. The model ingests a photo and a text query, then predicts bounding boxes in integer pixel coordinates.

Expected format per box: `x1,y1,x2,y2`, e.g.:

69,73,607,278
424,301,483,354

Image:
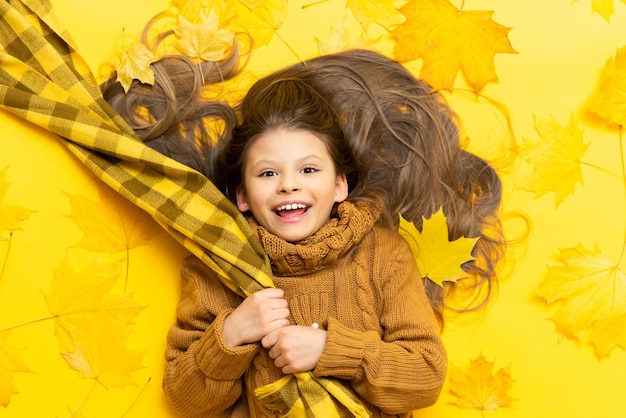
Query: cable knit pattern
163,201,447,417
249,201,379,276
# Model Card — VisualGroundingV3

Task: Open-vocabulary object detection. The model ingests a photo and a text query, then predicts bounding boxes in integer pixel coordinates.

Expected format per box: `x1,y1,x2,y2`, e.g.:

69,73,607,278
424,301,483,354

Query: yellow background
2,0,626,417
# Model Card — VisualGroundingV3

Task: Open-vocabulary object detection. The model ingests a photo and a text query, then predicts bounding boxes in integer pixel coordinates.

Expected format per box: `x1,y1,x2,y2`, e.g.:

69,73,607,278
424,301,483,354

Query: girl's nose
278,174,300,193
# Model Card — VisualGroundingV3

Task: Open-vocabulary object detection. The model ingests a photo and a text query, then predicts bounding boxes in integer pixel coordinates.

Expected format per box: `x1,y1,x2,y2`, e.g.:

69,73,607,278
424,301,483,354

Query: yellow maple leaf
398,209,478,287
448,353,515,411
44,256,144,388
65,185,161,254
113,41,157,93
174,9,235,62
573,0,618,23
45,257,143,325
314,22,371,55
534,244,626,359
346,0,405,31
0,331,30,407
391,0,517,93
59,317,145,388
519,114,589,208
174,0,235,24
229,0,288,49
0,166,34,233
586,45,626,127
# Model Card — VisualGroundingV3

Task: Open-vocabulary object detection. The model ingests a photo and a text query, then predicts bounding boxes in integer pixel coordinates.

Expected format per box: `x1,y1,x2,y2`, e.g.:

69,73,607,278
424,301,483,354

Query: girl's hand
223,288,290,347
262,325,327,374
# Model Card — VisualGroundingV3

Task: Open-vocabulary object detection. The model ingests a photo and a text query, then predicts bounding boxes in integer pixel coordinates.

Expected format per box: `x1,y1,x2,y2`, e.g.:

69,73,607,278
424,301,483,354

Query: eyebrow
249,154,325,170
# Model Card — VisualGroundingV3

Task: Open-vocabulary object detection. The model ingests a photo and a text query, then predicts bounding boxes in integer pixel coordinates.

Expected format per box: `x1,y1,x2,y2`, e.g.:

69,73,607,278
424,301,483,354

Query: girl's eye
259,170,276,177
301,167,318,174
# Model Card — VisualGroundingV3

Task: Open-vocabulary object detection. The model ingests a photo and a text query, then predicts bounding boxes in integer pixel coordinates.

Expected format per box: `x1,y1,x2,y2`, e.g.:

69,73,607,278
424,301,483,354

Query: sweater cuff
314,317,364,380
195,311,259,380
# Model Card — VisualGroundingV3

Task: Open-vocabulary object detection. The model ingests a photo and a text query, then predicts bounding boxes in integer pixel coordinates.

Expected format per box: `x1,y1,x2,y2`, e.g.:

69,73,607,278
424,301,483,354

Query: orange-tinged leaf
519,114,589,208
0,167,34,233
392,0,516,93
535,244,626,358
0,331,30,407
346,0,405,31
65,185,161,254
449,353,515,411
586,45,626,126
174,9,235,62
113,41,157,93
398,210,478,287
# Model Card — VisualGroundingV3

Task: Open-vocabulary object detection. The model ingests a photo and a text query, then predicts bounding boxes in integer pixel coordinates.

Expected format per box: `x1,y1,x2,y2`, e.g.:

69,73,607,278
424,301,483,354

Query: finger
261,329,279,349
259,288,285,299
270,307,290,321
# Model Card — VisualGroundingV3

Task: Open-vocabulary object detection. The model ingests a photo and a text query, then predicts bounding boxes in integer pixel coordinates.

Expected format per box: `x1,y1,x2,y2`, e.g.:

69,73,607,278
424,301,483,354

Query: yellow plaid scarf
0,1,369,416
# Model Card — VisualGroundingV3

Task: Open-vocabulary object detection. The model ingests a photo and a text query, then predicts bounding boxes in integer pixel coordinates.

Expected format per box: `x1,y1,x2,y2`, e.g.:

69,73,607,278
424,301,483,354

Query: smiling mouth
274,203,309,217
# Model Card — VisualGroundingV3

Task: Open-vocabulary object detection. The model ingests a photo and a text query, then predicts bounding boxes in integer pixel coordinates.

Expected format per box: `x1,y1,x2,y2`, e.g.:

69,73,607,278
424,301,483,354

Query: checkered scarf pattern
0,1,369,416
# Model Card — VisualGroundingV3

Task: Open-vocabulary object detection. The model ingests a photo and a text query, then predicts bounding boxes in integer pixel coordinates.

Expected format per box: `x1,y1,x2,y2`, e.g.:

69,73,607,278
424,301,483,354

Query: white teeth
276,203,306,211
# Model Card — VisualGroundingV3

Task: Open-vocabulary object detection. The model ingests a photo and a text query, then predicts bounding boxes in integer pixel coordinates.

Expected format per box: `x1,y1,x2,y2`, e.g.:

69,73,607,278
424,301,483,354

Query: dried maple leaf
519,114,589,208
535,244,626,359
65,185,161,254
0,331,30,407
391,0,516,93
44,256,145,388
113,41,157,93
0,166,34,233
586,45,626,127
448,353,515,412
398,209,478,287
174,9,235,62
346,0,405,31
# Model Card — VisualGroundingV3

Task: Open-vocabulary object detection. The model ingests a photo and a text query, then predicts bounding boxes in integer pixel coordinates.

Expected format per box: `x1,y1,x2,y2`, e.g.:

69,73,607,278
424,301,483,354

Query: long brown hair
102,46,505,324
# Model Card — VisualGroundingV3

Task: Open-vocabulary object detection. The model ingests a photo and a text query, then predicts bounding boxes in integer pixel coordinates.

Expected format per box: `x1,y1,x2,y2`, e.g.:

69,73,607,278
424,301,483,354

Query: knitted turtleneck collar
247,201,381,276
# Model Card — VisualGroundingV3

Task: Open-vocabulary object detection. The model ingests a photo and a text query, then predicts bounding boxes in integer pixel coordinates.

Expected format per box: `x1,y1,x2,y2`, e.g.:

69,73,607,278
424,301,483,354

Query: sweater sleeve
313,228,448,414
162,256,260,417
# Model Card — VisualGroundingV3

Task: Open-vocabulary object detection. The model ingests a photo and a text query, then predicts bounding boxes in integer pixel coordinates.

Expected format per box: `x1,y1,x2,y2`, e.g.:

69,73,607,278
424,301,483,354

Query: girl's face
236,128,348,242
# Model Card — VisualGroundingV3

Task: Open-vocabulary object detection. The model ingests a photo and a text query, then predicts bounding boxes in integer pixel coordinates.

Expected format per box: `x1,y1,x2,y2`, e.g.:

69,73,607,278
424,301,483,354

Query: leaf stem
1,315,56,332
274,30,305,65
618,125,626,264
578,160,624,179
301,0,329,9
121,376,152,417
124,246,130,294
0,231,12,282
66,380,97,417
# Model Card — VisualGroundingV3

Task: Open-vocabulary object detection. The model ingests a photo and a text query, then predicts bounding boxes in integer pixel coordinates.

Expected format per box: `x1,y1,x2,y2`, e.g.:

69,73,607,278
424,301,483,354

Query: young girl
161,75,447,417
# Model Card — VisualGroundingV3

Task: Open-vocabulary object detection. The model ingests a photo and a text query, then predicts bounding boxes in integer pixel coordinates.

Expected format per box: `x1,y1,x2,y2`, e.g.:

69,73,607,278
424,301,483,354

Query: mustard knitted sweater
163,201,447,417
